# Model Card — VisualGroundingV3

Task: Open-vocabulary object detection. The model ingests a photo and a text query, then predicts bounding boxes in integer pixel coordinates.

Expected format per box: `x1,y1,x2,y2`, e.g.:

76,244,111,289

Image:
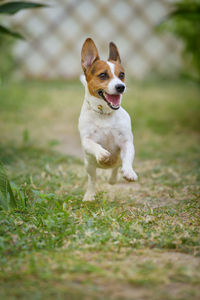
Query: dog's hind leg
109,166,119,185
83,160,96,202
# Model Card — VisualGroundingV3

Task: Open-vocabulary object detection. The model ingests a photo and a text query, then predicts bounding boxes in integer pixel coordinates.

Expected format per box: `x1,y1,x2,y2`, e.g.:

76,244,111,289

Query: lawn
0,79,200,300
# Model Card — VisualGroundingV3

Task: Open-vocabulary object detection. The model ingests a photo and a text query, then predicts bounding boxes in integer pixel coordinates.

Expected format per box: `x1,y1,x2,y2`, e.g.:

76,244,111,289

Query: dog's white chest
80,114,119,148
92,126,119,151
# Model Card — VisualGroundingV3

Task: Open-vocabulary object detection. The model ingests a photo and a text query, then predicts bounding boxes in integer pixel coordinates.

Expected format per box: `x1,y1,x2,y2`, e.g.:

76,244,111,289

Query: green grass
0,79,200,299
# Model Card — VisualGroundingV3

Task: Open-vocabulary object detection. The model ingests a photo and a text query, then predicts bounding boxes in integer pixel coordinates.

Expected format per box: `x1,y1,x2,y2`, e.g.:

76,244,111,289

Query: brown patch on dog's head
85,60,112,97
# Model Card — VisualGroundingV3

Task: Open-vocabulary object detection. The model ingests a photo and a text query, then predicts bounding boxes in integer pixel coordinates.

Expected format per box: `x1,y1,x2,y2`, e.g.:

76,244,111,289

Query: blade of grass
0,161,17,209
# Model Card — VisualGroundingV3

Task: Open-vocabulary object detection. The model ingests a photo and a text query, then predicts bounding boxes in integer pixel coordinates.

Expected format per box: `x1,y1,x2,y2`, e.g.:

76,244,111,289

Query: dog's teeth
112,103,119,108
112,103,117,108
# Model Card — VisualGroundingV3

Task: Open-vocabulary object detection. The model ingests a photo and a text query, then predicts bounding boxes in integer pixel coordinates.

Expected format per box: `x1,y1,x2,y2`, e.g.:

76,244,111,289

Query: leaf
0,1,48,15
168,7,200,21
0,161,17,209
0,24,24,39
157,0,200,24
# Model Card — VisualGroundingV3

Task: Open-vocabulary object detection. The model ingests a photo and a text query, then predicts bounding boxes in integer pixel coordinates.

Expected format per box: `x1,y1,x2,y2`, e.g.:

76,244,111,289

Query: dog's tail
80,74,87,87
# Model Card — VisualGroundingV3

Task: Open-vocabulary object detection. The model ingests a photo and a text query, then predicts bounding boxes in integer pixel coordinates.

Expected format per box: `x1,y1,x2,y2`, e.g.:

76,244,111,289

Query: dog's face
81,38,126,110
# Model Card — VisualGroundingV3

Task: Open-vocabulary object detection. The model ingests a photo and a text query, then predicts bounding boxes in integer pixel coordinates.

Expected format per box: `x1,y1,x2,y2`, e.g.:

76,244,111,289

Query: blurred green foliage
160,0,200,81
0,34,15,81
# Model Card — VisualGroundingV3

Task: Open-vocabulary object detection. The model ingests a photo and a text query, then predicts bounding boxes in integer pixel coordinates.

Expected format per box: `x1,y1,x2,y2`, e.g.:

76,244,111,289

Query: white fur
79,64,137,202
80,74,87,87
107,61,126,95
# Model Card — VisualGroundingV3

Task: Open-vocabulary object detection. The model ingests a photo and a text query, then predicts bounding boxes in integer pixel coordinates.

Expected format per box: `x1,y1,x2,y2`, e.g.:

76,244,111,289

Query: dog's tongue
105,93,120,106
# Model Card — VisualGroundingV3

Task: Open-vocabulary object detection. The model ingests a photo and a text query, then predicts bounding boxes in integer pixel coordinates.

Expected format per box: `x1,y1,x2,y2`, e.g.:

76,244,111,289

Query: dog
79,38,138,201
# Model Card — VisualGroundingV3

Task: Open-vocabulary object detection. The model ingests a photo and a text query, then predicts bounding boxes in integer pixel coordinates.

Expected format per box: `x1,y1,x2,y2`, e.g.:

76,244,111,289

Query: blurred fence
6,0,182,79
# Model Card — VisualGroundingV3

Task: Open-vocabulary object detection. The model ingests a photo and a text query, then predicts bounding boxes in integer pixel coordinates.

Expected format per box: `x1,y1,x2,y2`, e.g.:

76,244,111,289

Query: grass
0,78,200,299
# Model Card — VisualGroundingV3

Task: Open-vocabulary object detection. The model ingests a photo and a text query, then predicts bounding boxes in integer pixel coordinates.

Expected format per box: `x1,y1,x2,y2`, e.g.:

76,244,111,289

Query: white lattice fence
6,0,182,79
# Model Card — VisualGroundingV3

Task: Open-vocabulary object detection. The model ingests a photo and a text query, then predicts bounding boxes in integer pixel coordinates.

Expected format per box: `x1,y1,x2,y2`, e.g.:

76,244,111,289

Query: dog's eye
98,72,108,80
119,72,125,79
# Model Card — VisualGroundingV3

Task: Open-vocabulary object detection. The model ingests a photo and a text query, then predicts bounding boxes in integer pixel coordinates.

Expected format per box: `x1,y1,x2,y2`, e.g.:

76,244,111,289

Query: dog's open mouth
98,90,121,110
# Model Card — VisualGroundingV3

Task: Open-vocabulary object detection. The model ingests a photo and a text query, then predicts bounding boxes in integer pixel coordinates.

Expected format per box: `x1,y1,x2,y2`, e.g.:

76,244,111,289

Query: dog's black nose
115,84,125,94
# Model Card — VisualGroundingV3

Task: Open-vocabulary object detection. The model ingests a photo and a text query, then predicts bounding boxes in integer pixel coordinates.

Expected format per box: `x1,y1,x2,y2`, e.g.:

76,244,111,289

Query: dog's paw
122,168,138,182
96,149,110,165
83,191,96,202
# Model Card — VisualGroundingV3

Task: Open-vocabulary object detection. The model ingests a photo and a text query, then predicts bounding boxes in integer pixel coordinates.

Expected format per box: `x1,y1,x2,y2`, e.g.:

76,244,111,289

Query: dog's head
81,38,126,110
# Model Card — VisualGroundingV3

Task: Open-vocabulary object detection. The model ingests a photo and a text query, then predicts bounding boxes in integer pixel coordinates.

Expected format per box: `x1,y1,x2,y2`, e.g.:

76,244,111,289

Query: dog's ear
81,38,100,73
108,42,121,63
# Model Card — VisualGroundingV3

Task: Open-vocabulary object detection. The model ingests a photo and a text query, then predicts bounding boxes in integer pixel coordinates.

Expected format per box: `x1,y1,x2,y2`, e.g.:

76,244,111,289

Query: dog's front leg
83,159,96,202
120,140,138,182
82,138,110,202
82,138,110,164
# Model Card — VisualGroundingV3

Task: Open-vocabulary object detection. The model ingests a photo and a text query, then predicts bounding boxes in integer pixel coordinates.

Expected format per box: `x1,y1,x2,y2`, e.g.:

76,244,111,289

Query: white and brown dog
79,38,138,201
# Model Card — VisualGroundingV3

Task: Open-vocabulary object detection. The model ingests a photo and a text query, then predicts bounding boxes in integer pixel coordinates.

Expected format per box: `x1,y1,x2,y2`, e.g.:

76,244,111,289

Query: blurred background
0,0,188,81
